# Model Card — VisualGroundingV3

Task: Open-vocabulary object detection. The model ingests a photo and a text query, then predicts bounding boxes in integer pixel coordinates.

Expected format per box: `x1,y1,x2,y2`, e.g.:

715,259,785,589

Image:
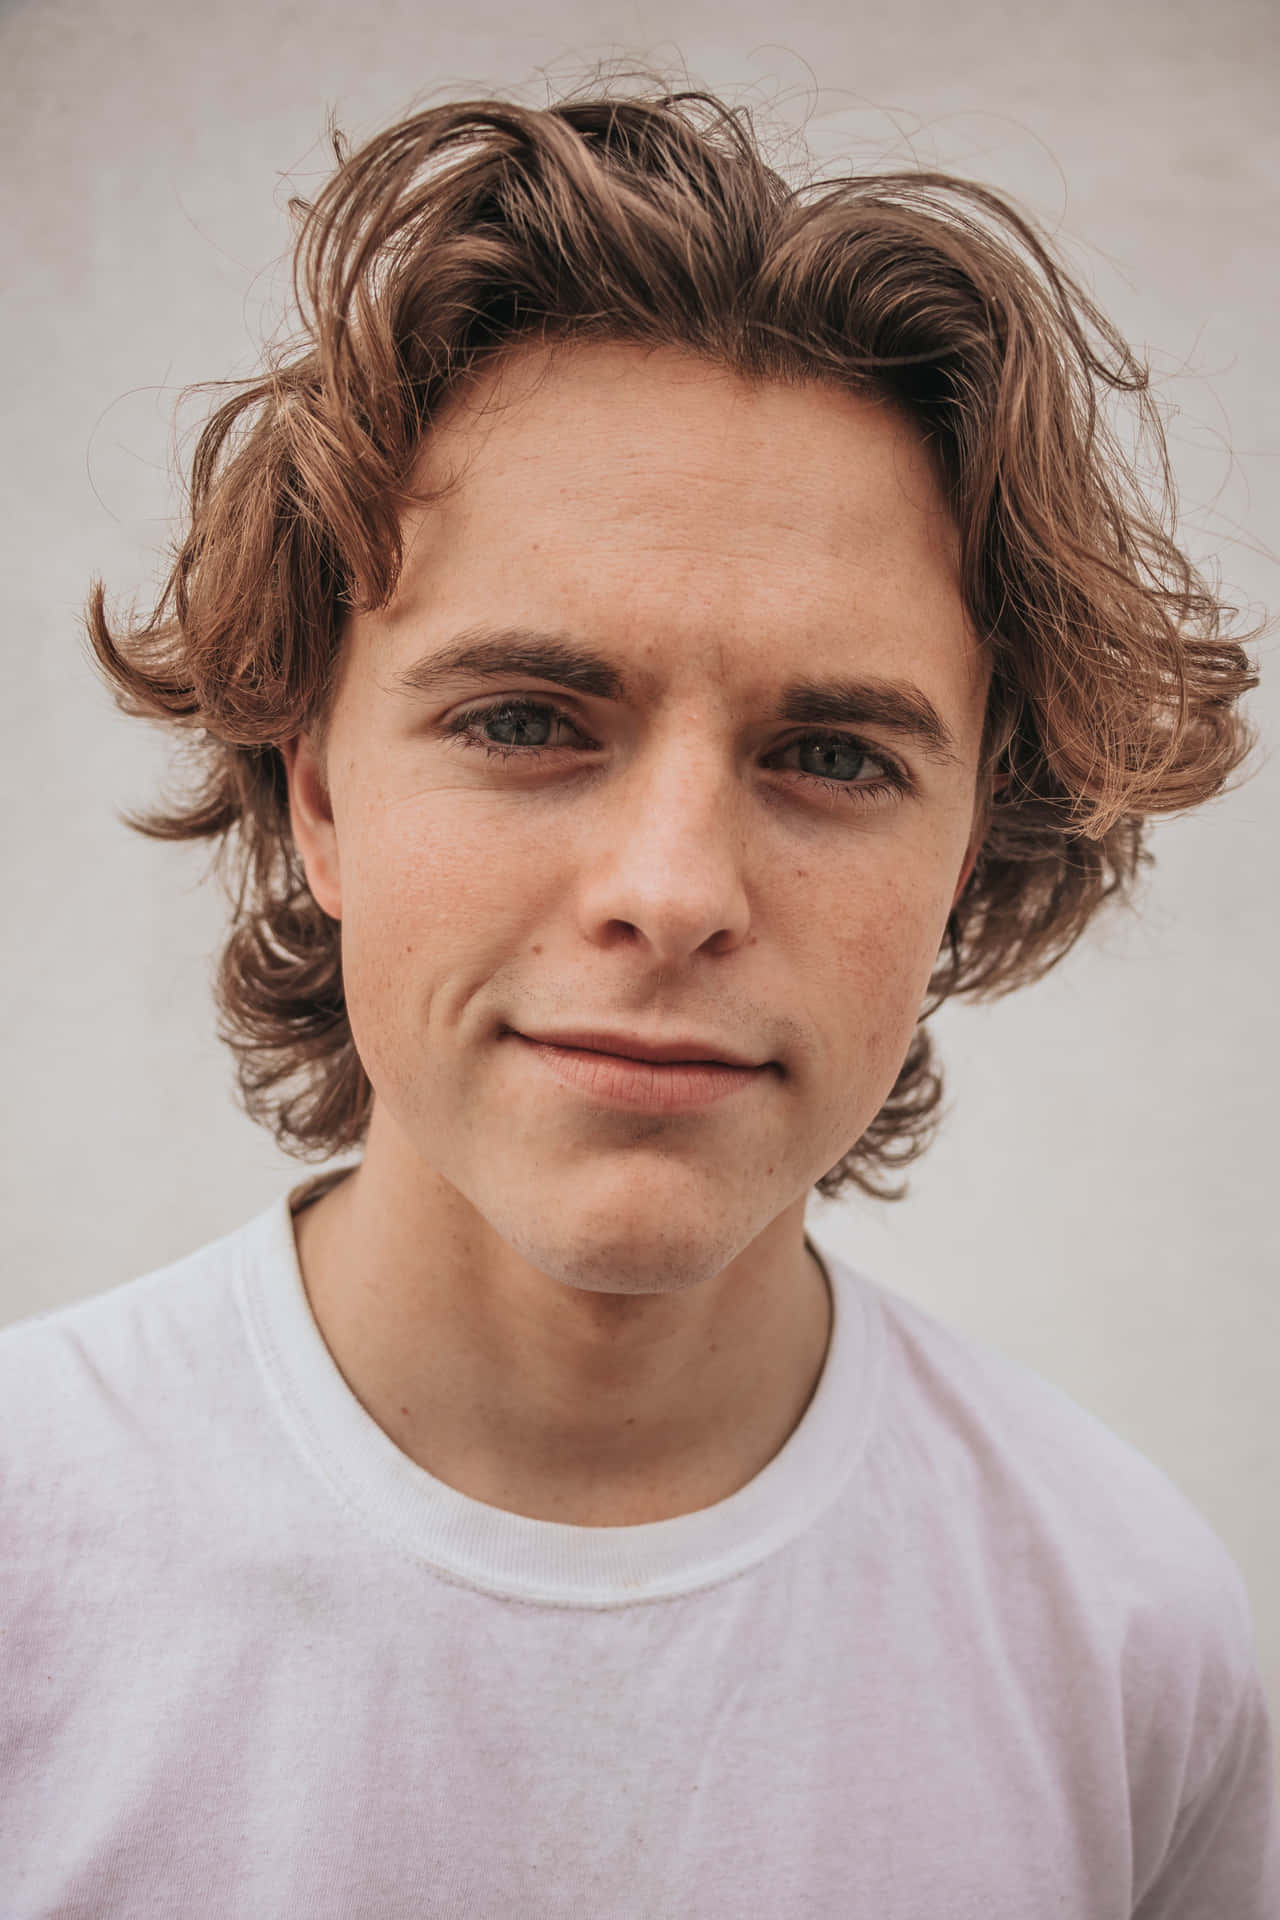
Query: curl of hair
85,75,1263,1203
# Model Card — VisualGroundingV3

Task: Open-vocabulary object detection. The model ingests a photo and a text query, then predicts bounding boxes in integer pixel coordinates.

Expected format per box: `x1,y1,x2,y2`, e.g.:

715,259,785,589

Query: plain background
3,0,1276,1778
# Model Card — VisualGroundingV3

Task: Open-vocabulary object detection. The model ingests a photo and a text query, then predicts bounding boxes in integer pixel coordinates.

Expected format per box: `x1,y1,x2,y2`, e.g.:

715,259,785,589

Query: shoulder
844,1262,1258,1708
0,1212,256,1504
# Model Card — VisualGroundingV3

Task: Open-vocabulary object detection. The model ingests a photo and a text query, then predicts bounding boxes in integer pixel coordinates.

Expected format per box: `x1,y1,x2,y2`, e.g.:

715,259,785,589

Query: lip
509,1032,770,1112
514,1028,766,1068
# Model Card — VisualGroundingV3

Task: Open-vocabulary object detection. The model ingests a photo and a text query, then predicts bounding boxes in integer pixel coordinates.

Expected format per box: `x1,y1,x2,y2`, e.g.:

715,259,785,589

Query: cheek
334,796,549,1015
796,880,950,1173
813,866,952,1078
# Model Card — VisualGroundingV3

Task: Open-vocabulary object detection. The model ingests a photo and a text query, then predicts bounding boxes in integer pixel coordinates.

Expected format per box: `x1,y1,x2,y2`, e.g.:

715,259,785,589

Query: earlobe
281,733,343,920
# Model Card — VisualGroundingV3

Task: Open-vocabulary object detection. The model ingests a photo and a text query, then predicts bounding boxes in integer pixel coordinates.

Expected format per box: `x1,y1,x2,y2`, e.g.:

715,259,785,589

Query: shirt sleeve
1131,1667,1280,1919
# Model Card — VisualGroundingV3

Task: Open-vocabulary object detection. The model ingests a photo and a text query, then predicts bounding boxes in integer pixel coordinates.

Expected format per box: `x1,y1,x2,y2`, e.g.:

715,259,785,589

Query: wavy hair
85,76,1262,1202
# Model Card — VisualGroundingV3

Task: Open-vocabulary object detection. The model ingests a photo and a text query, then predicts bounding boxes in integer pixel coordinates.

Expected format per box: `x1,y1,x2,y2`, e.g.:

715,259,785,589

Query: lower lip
513,1035,769,1111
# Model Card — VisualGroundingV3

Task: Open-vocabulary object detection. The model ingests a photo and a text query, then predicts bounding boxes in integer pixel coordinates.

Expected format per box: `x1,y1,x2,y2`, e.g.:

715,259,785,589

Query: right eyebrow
393,628,624,702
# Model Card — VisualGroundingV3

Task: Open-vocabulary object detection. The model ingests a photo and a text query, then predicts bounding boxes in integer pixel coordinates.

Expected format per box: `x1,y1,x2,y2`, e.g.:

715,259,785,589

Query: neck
290,1137,833,1528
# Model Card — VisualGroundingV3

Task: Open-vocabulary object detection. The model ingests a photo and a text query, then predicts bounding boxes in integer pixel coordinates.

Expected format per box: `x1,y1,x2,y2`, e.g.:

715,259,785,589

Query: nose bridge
582,708,751,953
644,702,738,819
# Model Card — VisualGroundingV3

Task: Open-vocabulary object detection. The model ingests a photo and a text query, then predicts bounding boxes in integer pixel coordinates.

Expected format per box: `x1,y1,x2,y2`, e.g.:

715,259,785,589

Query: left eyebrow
390,624,963,768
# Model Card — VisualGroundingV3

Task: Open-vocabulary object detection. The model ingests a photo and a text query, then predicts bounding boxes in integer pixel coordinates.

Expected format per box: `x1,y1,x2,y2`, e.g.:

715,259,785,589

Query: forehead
414,338,956,554
366,339,984,714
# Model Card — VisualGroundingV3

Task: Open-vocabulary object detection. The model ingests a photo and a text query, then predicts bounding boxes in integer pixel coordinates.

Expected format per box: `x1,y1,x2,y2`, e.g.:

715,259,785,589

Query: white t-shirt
1,1176,1276,1918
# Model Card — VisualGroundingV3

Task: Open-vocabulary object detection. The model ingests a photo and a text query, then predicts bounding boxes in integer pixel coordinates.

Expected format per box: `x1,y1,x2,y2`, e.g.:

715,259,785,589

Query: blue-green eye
442,698,910,807
449,699,567,752
775,732,897,791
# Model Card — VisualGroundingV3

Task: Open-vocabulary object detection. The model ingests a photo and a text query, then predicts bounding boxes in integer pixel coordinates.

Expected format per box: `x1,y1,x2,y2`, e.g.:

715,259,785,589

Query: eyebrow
390,626,962,767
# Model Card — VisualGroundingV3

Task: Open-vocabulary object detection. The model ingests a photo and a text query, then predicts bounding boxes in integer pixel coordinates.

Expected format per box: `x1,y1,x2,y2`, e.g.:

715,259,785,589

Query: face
283,340,992,1296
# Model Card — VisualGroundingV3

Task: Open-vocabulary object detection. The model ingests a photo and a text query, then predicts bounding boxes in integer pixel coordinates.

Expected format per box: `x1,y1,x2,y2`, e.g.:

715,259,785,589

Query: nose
574,736,753,965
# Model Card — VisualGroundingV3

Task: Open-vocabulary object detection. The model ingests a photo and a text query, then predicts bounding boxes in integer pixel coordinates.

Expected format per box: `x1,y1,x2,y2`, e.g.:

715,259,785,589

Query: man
2,81,1275,1915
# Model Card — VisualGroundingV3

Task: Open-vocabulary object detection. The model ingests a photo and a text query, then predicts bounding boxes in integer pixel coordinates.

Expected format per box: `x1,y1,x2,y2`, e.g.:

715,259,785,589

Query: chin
496,1210,747,1298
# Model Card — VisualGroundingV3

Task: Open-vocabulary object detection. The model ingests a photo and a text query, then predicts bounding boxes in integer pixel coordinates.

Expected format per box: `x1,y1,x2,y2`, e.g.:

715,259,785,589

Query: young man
2,82,1275,1915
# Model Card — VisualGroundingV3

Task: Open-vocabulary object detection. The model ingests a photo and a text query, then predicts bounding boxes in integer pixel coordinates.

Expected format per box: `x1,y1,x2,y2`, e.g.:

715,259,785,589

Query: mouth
507,1031,771,1112
509,1027,768,1069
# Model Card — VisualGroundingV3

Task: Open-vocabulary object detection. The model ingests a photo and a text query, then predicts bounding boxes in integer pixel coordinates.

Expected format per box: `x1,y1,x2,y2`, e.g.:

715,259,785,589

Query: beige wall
3,0,1276,1757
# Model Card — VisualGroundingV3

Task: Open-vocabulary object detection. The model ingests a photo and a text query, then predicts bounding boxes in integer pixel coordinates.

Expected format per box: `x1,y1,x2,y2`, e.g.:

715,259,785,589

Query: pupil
806,739,861,780
493,704,550,746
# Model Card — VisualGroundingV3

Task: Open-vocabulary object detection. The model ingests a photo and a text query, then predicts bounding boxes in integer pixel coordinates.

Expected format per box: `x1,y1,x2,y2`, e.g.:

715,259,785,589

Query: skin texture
282,339,993,1526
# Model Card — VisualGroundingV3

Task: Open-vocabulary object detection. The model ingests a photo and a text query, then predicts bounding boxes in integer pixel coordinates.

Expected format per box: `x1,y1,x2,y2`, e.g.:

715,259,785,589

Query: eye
441,699,911,808
443,698,583,757
767,732,910,807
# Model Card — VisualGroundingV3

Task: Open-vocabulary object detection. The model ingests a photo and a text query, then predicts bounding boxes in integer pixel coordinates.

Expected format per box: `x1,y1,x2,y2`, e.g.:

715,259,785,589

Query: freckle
400,1406,411,1418
531,943,543,955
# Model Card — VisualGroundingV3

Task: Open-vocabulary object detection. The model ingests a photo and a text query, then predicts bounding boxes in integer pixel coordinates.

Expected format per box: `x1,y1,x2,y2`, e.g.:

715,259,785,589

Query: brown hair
85,76,1262,1203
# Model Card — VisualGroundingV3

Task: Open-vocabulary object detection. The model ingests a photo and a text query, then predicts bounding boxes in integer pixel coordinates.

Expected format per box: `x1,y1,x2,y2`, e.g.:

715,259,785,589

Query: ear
280,732,342,920
950,770,1008,912
950,835,982,913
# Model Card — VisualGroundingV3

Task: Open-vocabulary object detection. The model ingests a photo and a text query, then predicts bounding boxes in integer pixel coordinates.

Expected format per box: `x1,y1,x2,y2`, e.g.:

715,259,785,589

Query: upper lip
515,1028,767,1068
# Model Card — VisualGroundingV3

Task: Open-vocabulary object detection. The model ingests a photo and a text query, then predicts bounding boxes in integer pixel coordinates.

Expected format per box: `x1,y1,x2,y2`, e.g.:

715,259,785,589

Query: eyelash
441,698,911,809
